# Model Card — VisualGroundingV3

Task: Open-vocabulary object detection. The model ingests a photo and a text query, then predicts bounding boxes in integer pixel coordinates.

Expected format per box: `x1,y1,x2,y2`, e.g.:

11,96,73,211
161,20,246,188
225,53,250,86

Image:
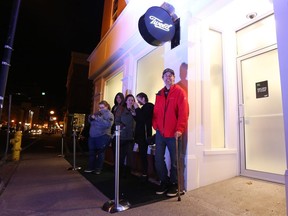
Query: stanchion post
3,95,12,161
102,125,130,213
67,129,81,171
175,137,181,201
58,130,65,157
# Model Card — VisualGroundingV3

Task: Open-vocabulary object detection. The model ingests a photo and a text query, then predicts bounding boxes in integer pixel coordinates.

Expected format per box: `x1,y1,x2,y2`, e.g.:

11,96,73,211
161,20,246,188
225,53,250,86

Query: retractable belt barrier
58,131,65,157
67,130,81,171
102,125,130,213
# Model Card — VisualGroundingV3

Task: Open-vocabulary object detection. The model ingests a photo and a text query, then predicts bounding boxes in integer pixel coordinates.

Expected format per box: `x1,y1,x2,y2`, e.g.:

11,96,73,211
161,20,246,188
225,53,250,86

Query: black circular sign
138,6,175,46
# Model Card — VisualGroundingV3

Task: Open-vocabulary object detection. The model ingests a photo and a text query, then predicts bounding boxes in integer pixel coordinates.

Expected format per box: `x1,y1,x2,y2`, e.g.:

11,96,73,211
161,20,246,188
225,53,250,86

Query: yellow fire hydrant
10,131,22,161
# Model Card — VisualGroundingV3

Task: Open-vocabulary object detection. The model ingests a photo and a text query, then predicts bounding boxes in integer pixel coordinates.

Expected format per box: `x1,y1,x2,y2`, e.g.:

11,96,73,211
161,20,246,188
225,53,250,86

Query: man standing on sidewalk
153,68,189,197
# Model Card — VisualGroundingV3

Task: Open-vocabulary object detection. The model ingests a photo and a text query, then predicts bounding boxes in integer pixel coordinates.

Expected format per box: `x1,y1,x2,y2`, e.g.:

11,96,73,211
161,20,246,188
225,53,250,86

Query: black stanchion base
67,166,81,171
58,154,65,157
102,199,131,213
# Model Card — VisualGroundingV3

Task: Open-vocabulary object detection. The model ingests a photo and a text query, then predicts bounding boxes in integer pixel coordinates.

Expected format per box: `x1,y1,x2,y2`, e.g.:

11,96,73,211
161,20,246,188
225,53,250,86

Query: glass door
238,46,286,183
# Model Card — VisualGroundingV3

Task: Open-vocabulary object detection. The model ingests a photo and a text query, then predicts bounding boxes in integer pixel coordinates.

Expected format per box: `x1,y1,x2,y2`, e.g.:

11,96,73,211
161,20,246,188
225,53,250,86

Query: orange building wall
101,0,127,38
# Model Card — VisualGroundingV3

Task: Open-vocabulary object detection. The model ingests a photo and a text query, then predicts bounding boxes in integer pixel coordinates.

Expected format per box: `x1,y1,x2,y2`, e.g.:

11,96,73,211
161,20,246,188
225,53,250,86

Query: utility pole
0,0,21,121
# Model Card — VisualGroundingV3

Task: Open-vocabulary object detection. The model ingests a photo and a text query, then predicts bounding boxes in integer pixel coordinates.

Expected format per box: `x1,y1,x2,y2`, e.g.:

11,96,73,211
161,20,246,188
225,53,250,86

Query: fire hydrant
10,131,22,161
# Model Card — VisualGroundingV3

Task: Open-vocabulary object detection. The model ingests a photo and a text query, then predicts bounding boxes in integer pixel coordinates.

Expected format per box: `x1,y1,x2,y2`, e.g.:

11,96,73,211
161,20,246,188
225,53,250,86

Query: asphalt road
0,132,64,160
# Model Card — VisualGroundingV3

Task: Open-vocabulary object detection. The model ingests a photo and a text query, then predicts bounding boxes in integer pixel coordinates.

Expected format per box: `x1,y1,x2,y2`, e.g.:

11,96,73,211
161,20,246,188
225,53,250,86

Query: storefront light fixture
160,2,178,21
246,12,257,19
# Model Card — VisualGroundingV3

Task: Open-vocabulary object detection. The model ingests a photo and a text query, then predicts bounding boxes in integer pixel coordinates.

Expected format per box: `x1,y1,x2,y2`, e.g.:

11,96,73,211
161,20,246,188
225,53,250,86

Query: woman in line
111,92,125,154
111,92,125,118
114,94,136,177
84,100,114,174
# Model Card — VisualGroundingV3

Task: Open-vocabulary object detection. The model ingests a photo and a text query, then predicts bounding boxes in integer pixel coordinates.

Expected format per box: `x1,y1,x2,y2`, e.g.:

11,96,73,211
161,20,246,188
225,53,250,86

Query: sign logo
149,16,173,32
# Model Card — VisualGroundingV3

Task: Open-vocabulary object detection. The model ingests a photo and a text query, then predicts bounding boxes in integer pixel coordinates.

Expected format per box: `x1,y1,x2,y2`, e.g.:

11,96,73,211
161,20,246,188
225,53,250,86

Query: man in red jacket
153,68,189,197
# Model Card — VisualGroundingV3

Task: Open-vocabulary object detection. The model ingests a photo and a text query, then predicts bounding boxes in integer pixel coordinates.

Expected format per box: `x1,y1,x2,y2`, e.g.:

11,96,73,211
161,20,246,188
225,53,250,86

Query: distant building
1,94,44,131
65,52,93,136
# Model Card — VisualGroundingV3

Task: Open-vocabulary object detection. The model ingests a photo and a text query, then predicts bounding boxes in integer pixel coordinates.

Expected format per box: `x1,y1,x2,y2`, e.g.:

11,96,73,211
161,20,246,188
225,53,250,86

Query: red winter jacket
152,84,189,138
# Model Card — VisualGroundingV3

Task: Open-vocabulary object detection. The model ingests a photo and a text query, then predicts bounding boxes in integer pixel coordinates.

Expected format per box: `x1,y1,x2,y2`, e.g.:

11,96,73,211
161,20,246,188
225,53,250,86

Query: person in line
111,92,124,135
115,94,136,177
84,100,114,175
111,92,125,154
111,92,125,120
134,92,154,179
153,68,189,197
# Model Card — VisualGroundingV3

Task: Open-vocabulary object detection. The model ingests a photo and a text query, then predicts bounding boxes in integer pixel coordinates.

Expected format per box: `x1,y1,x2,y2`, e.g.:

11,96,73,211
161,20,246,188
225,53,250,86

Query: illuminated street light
50,110,55,115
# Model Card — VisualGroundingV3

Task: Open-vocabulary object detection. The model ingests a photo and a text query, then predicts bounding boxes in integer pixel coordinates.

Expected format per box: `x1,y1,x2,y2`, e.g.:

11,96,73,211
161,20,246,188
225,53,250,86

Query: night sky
0,0,104,113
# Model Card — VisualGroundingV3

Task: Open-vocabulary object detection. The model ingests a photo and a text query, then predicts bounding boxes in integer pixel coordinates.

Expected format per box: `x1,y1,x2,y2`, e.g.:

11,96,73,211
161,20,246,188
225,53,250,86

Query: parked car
29,128,42,135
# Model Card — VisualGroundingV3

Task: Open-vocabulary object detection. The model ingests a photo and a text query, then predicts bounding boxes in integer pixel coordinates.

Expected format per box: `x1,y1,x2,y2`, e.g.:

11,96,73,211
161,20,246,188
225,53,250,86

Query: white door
238,46,286,183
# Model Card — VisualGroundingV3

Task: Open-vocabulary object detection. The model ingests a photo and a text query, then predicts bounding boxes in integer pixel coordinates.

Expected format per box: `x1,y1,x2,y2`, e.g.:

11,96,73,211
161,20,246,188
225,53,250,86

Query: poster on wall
255,80,269,98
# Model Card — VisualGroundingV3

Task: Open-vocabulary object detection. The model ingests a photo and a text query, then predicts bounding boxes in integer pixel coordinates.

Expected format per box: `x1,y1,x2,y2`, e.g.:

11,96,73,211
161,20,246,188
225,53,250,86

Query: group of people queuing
111,92,154,179
84,64,189,198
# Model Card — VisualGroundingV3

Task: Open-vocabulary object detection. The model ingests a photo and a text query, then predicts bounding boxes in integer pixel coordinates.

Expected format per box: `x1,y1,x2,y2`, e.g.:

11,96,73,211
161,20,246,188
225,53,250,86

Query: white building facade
88,0,288,196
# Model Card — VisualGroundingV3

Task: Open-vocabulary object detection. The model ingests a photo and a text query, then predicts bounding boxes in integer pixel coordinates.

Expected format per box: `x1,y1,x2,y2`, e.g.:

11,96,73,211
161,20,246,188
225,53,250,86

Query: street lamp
49,110,57,132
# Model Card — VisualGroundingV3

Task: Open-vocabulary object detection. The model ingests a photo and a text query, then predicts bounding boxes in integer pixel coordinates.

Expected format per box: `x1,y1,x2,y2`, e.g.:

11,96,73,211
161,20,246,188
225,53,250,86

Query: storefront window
209,29,225,148
136,46,165,104
104,72,123,108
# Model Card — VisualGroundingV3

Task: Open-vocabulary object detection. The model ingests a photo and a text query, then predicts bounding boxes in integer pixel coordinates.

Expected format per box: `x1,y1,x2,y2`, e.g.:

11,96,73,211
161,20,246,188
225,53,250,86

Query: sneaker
156,183,169,195
84,169,94,173
166,184,178,197
140,174,148,182
94,170,101,175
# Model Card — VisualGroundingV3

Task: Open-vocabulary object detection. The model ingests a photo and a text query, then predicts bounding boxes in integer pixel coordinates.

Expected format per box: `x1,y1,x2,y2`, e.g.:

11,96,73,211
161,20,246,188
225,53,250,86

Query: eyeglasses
99,106,106,109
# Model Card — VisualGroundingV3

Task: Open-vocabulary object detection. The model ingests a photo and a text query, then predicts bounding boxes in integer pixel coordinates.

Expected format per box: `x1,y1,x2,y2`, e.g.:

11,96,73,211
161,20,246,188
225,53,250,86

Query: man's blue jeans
88,134,111,171
155,130,181,185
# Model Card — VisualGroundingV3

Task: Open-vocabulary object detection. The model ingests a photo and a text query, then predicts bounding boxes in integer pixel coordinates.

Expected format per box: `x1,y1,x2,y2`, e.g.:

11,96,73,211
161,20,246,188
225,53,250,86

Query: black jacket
134,102,154,142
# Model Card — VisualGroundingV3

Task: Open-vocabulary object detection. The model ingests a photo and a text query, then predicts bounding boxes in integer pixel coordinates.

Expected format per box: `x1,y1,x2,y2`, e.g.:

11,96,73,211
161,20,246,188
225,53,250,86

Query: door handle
238,104,244,119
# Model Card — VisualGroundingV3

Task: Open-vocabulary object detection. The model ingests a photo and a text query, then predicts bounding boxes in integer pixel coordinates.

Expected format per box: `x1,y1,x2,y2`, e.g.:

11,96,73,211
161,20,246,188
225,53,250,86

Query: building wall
101,0,127,39
88,0,239,191
65,52,93,136
88,0,284,191
66,52,92,114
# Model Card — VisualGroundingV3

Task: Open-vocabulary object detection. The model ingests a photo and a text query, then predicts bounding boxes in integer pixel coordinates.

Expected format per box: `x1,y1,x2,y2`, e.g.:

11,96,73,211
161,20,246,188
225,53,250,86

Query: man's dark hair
136,92,149,103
